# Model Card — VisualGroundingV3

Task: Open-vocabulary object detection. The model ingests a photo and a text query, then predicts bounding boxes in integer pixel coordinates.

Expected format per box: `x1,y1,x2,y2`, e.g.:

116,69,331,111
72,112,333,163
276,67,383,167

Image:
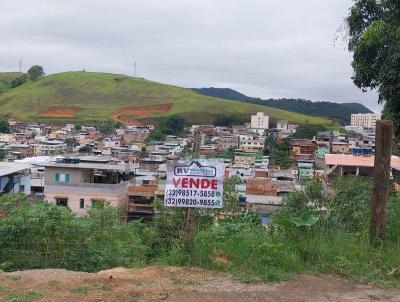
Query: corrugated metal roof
0,163,33,177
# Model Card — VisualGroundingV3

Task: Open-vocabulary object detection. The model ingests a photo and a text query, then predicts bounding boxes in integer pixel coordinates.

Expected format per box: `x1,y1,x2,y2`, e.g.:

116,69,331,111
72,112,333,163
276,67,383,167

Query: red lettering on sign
200,179,209,188
172,177,218,190
189,178,200,188
173,178,181,187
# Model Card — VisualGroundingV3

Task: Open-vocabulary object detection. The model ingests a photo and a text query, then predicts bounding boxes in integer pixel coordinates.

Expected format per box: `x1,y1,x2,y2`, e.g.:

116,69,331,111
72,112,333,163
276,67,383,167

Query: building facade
250,112,269,129
351,113,382,128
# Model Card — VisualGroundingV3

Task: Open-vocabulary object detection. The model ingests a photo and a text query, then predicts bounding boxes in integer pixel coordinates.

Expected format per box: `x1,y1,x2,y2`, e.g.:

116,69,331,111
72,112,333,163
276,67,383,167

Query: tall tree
346,0,400,140
27,65,45,81
0,120,10,133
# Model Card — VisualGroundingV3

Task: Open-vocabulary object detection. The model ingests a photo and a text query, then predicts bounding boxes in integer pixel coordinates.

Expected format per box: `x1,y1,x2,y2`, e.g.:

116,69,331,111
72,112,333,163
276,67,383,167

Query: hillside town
1,111,398,223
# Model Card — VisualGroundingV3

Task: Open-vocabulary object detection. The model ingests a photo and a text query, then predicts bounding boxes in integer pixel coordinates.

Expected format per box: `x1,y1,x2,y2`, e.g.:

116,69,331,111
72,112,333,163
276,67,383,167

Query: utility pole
134,61,137,77
18,59,22,73
370,119,394,243
184,128,201,251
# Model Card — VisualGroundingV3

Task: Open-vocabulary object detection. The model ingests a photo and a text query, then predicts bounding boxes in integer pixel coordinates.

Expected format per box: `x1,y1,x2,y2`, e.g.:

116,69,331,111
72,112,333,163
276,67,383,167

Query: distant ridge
192,87,372,124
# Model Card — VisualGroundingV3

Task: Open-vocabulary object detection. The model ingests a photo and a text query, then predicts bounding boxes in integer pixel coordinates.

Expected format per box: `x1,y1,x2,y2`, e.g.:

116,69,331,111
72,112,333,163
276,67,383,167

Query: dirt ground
112,103,173,124
0,266,399,302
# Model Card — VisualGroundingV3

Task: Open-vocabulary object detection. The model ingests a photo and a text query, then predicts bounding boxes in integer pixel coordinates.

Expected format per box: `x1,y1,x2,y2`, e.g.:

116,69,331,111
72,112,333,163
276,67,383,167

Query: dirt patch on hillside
112,103,173,124
38,106,82,117
0,266,399,302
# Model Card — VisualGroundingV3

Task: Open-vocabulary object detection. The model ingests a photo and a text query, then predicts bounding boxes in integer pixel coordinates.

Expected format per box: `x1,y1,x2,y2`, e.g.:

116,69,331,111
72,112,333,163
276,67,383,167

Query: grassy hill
0,72,24,93
0,71,336,125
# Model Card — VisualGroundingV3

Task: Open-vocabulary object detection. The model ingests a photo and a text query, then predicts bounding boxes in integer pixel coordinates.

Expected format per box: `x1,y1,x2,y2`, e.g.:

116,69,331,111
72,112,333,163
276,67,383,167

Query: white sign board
164,159,224,208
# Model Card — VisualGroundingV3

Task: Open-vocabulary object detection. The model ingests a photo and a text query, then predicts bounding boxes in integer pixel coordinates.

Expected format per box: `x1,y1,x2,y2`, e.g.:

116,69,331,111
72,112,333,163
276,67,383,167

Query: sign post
370,119,393,243
164,158,224,250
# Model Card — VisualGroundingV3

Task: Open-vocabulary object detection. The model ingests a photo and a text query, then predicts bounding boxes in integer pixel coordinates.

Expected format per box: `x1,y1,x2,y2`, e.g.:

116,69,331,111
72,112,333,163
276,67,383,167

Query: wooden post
184,129,201,251
370,119,394,243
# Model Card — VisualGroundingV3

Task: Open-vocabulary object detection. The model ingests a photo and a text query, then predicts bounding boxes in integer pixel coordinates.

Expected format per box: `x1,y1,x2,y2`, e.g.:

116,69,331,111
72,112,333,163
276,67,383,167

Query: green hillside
0,72,24,93
0,71,336,125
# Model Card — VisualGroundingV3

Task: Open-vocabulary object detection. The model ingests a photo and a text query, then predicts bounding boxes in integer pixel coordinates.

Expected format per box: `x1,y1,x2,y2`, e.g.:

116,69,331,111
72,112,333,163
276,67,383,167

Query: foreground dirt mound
38,106,82,117
0,266,399,302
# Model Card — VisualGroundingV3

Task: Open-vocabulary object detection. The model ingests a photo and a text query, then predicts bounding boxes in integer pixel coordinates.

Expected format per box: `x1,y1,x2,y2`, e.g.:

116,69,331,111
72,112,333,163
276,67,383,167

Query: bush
327,176,371,232
1,177,400,286
0,200,148,272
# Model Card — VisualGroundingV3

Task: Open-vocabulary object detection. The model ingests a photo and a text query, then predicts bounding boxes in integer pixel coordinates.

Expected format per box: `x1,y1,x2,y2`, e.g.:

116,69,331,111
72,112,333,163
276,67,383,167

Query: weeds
0,176,399,286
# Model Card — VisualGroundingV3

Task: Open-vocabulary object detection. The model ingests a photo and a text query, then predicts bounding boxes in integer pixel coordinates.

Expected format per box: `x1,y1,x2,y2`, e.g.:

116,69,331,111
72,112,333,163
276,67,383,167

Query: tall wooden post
370,119,394,242
184,129,201,251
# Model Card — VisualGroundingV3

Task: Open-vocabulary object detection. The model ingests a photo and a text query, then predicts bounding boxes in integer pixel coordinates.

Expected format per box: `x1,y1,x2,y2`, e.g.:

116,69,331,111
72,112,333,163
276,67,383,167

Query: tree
27,65,45,81
0,120,10,133
97,120,121,134
214,114,245,127
274,138,292,169
264,134,277,155
10,74,27,88
140,146,148,158
346,0,400,139
164,115,185,135
65,137,78,147
293,124,328,139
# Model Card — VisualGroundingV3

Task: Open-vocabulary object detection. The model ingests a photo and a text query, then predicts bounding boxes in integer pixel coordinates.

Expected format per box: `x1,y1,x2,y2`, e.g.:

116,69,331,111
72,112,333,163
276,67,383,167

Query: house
324,154,400,182
331,141,350,154
5,143,34,160
234,151,257,165
127,175,157,221
40,158,136,216
297,160,314,180
276,120,288,130
239,134,265,152
123,126,151,144
139,151,168,172
243,176,299,217
291,139,316,158
0,163,32,195
217,135,239,151
0,133,15,143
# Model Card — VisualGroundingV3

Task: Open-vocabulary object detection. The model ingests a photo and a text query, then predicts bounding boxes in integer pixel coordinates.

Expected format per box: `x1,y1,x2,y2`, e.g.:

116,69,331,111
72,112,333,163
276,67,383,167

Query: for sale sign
164,159,224,208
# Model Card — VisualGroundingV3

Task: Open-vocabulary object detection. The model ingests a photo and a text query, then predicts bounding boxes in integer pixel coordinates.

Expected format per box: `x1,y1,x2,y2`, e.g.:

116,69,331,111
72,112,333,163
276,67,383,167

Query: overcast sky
0,0,381,111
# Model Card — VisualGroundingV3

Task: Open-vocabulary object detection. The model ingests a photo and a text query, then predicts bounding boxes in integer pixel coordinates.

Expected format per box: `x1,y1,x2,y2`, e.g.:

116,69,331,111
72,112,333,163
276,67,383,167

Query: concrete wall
45,181,128,216
45,167,86,185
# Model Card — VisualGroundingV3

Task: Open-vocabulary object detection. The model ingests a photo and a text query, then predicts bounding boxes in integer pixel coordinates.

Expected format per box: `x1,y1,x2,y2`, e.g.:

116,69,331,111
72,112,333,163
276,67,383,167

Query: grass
7,275,21,281
0,72,24,93
0,284,43,302
71,285,92,294
2,179,398,288
0,71,336,125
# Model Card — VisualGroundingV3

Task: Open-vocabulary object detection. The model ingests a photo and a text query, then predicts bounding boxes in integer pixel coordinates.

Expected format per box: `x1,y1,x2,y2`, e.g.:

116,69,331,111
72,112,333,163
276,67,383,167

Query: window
55,172,71,183
56,198,68,207
80,199,84,209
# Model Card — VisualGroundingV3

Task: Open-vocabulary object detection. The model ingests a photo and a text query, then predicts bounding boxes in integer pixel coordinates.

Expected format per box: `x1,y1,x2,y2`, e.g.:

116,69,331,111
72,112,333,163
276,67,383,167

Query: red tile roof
325,154,400,168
